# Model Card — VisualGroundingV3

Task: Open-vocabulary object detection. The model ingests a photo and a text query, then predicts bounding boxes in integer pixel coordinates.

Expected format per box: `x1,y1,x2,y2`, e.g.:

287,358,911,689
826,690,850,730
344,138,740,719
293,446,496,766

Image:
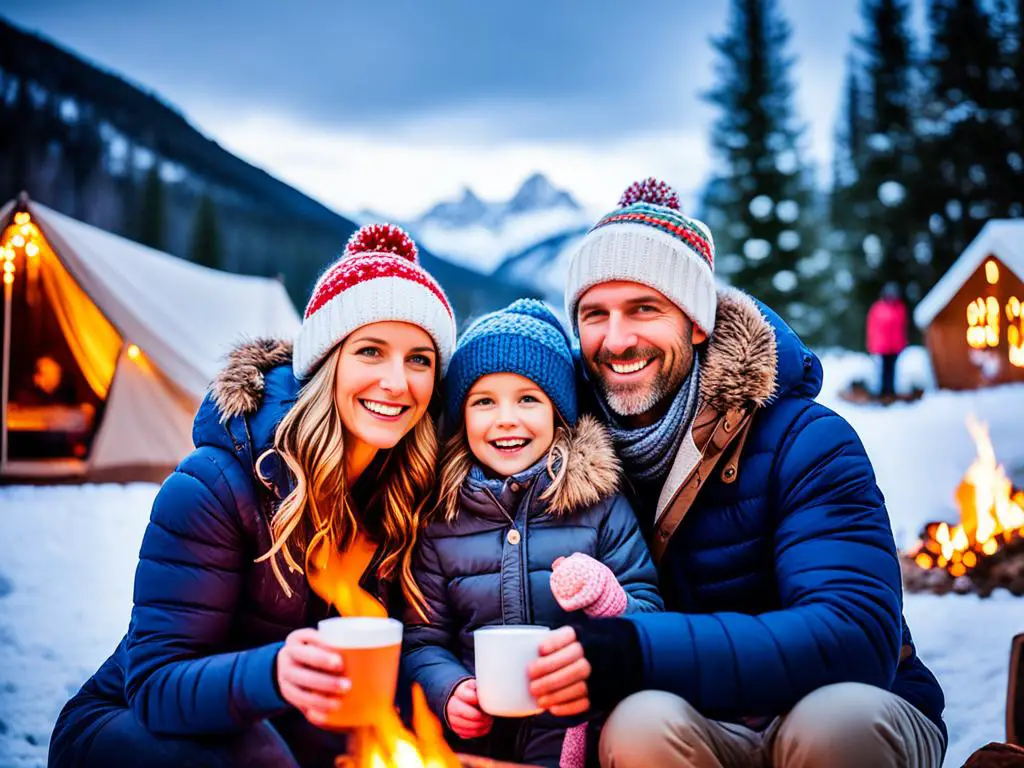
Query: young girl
402,299,661,768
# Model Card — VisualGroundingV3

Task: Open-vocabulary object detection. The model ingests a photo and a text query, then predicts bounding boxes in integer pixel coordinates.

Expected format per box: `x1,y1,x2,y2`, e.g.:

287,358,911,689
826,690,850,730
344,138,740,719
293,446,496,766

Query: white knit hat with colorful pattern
293,224,456,378
564,178,717,334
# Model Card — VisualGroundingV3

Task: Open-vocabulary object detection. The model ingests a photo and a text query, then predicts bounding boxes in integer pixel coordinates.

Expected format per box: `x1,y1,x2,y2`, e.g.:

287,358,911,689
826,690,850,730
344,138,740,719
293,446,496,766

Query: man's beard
591,345,689,418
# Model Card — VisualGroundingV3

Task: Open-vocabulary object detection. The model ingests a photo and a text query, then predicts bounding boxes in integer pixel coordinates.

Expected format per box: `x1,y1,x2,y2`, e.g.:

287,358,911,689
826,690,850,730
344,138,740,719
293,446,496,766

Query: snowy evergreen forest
701,0,1023,345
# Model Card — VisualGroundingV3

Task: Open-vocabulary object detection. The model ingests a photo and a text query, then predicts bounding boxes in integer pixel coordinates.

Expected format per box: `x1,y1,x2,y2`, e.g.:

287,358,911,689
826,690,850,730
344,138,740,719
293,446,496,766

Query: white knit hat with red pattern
293,224,456,378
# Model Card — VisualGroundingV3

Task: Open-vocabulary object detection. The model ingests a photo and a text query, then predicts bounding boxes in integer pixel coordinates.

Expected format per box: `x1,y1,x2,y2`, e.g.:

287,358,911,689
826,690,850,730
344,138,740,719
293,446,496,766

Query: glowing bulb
14,212,29,225
3,273,12,285
25,242,39,258
985,260,1000,284
127,344,141,360
11,235,24,248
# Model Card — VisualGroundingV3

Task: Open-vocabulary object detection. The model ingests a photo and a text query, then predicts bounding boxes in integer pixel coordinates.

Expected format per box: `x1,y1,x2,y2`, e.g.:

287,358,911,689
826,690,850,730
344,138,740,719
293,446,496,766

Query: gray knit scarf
600,355,701,484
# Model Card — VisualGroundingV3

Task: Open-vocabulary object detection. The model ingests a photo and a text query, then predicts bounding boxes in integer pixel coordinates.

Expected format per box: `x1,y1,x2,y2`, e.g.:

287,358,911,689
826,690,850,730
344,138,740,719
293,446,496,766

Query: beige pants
599,684,945,768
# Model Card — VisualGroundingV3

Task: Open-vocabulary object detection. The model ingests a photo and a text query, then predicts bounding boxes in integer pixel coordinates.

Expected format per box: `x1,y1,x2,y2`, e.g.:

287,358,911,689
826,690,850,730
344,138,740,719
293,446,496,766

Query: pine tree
850,0,927,312
828,61,872,344
990,0,1024,219
137,163,165,251
190,193,222,270
701,0,831,343
919,0,1010,277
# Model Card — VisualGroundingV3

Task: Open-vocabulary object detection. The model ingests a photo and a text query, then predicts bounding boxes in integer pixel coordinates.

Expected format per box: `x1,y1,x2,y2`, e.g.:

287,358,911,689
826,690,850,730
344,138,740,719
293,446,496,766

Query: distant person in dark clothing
867,282,909,398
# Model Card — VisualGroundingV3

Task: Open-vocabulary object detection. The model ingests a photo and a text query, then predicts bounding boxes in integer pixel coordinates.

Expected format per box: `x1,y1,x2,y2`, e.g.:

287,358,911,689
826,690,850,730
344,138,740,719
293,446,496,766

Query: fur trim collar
544,414,621,515
211,338,293,422
700,287,778,413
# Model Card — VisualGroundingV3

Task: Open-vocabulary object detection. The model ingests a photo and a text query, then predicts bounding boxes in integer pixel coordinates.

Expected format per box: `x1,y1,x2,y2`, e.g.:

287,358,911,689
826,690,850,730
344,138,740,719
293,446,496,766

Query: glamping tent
914,219,1024,390
0,196,300,482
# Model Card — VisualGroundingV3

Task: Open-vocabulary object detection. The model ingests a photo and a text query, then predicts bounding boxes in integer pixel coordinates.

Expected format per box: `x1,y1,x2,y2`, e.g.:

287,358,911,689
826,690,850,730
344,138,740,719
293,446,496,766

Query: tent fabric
88,346,195,472
27,200,300,400
2,199,301,479
914,220,1024,330
39,231,122,399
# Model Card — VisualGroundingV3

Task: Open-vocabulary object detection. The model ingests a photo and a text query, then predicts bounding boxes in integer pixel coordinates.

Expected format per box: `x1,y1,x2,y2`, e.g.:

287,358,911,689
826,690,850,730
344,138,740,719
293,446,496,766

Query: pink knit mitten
551,554,628,768
560,726,587,768
550,553,627,617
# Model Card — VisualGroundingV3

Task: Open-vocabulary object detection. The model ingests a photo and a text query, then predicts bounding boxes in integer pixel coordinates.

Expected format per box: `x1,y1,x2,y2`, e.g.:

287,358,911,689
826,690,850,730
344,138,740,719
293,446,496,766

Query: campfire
903,416,1024,596
305,536,535,768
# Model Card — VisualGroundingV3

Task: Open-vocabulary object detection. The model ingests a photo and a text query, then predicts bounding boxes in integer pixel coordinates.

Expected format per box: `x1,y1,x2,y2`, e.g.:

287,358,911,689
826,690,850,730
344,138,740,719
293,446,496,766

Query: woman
48,224,456,768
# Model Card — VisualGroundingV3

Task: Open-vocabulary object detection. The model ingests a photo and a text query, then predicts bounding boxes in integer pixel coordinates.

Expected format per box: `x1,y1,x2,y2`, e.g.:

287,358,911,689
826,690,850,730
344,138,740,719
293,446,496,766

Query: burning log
903,417,1024,597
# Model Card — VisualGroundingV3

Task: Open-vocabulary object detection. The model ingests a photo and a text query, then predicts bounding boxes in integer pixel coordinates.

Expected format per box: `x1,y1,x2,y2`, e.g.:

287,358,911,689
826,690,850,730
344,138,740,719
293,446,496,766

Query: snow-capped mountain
492,226,589,313
404,173,591,274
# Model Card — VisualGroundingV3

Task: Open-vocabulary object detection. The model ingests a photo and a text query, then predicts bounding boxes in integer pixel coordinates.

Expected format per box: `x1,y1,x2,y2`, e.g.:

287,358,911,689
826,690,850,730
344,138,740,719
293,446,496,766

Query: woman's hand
446,679,493,740
527,626,591,717
276,627,351,725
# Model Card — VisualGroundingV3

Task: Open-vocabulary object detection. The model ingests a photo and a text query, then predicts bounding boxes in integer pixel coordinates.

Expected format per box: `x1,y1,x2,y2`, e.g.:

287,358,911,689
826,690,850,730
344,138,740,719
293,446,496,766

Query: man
527,178,945,768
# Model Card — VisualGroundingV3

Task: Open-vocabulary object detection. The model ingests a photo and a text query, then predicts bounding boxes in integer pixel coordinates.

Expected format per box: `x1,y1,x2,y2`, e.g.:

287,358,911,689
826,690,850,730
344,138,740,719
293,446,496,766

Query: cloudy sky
6,1,925,218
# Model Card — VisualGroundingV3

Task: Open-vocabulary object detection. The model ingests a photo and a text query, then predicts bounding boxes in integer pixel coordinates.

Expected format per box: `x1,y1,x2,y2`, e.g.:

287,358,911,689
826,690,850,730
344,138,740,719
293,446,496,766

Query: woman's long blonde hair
435,419,572,523
257,348,436,619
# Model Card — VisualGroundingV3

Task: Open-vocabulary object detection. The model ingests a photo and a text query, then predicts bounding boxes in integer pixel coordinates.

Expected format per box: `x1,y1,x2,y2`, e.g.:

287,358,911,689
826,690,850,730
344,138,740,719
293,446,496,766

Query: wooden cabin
914,220,1024,390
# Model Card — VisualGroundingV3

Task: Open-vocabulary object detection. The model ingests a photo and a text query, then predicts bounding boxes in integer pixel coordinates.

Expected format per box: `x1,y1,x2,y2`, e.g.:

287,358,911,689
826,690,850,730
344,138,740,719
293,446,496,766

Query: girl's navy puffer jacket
402,415,662,767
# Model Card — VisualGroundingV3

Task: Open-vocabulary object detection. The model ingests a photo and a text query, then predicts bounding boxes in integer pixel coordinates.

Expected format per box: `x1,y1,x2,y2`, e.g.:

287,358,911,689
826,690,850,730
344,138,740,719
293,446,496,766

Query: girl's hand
276,628,351,725
551,553,627,617
528,626,590,717
446,679,493,740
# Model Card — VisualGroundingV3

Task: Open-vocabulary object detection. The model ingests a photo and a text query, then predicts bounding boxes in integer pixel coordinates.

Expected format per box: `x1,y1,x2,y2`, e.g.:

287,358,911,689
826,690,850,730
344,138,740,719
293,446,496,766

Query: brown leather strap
651,406,752,564
720,414,755,485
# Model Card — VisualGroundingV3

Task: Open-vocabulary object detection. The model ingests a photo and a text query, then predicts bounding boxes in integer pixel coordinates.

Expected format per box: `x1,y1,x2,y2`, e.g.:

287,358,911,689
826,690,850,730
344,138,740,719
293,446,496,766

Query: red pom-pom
345,223,418,262
618,178,680,210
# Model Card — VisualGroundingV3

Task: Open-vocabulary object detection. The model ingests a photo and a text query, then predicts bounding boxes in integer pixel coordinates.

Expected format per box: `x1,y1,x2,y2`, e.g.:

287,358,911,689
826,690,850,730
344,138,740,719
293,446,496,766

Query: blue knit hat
445,299,578,425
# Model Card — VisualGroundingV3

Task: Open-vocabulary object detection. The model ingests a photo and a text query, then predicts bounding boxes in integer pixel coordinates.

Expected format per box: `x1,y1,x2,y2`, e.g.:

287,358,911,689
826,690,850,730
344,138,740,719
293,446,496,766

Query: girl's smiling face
463,372,555,476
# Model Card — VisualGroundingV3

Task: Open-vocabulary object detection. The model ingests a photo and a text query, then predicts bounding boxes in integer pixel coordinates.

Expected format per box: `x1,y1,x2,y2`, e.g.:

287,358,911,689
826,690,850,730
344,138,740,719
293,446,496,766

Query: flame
337,686,462,768
307,532,388,619
307,536,461,767
914,416,1024,575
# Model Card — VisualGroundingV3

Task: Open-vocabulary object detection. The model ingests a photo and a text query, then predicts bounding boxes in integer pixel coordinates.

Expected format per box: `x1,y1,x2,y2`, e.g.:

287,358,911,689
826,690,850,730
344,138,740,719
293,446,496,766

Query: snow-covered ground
1,350,1023,767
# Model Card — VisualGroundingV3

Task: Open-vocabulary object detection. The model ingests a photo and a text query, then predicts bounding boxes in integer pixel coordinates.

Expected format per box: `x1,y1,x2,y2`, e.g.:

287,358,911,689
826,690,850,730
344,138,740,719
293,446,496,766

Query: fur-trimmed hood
542,413,620,516
698,286,821,412
210,338,294,423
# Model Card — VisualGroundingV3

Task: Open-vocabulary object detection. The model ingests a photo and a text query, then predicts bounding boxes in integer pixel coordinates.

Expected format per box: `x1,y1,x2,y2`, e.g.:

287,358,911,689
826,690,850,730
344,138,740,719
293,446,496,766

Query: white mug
473,625,552,717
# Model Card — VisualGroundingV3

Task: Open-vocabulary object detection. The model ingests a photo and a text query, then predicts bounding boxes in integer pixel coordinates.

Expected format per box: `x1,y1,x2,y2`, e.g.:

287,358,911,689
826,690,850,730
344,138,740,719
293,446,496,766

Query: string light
127,344,141,360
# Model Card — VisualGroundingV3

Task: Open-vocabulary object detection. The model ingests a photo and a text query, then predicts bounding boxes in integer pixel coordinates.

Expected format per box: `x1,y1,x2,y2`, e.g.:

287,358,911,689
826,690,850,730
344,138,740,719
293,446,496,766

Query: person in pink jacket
866,282,909,397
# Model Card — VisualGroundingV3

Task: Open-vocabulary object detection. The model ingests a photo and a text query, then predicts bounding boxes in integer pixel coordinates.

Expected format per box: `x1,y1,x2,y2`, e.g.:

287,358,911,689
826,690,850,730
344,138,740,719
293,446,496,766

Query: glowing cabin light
127,344,141,360
967,295,1002,349
985,260,1000,284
